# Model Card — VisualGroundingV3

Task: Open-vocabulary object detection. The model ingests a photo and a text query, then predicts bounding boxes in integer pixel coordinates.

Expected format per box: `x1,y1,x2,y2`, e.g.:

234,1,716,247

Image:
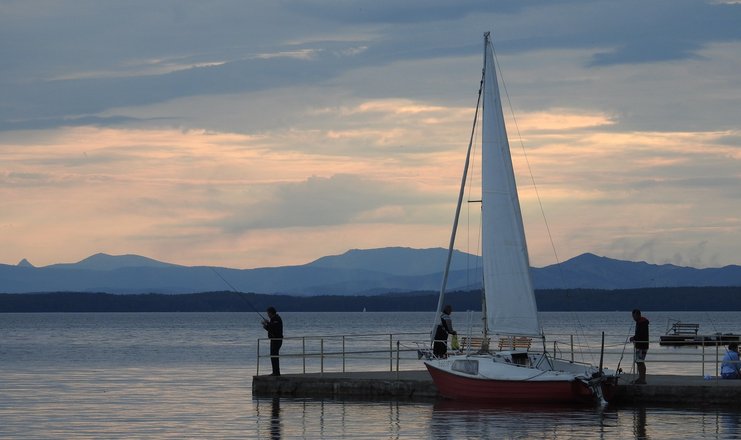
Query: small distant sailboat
423,32,618,404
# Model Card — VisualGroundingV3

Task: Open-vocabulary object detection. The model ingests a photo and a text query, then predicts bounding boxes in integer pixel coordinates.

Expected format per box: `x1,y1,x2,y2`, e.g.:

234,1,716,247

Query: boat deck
252,370,741,406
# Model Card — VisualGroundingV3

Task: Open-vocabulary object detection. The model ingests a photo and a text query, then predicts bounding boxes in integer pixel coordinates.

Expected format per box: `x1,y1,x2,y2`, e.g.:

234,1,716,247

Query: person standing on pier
433,305,456,358
262,306,283,376
630,308,649,384
721,343,741,379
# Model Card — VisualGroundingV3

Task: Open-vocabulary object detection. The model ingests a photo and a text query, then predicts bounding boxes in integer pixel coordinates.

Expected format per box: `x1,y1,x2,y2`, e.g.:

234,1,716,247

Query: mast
429,43,486,344
480,32,490,342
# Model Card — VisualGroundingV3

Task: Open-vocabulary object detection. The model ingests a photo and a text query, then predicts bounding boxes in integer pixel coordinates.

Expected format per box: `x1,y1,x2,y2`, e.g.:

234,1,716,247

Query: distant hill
307,247,477,276
46,253,180,271
1,247,740,295
3,287,741,313
535,253,741,289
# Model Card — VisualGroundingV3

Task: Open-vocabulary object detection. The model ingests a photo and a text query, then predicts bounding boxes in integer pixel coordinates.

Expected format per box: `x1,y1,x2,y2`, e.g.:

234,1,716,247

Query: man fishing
630,308,649,384
262,306,283,376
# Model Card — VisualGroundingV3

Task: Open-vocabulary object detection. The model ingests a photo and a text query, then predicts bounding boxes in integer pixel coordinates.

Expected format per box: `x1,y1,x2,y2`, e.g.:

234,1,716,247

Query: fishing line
210,267,266,320
705,311,720,334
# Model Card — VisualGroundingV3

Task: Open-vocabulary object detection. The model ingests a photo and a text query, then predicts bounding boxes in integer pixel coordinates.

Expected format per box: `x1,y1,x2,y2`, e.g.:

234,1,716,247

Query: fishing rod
615,322,636,374
210,267,266,321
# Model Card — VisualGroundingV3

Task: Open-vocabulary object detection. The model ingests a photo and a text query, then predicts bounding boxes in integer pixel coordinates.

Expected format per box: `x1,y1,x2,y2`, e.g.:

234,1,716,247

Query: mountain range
1,247,740,295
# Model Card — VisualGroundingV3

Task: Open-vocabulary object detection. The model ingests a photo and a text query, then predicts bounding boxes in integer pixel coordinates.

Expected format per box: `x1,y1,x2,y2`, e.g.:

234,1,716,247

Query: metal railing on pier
256,331,739,379
256,332,429,376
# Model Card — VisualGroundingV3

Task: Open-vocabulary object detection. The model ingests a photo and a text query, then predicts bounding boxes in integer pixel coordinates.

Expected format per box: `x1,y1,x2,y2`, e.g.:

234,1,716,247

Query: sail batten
481,35,541,337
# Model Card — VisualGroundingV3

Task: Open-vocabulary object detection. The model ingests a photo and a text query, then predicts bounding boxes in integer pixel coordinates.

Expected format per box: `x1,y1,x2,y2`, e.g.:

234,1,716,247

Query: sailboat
423,33,618,404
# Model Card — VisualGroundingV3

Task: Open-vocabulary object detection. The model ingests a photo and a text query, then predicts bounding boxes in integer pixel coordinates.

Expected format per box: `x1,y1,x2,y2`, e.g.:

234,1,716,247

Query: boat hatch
452,359,479,375
511,352,529,366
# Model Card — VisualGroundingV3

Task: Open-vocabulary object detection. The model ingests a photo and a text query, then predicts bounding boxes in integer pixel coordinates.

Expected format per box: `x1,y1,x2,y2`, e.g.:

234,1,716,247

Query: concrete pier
253,371,437,401
252,371,741,406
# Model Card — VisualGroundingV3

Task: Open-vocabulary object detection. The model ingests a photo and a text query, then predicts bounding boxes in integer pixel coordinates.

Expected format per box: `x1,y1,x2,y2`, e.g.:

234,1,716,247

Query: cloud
512,109,614,132
285,0,538,24
1,1,740,269
217,174,438,232
494,1,741,67
3,0,740,133
0,115,156,132
587,1,741,66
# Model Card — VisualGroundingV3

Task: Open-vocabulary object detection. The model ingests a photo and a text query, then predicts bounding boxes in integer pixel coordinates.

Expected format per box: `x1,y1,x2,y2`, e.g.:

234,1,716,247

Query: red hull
426,363,614,404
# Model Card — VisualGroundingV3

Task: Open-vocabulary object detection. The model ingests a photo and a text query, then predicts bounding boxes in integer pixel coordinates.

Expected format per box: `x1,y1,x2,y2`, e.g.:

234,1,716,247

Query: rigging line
465,94,483,302
489,35,594,362
210,267,266,320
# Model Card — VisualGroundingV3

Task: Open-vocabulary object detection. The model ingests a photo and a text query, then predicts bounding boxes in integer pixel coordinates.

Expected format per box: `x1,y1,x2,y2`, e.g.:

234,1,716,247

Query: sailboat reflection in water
423,32,619,404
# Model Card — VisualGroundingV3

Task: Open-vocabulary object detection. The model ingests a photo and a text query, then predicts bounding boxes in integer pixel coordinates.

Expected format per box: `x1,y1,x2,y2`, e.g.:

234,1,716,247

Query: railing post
321,338,324,374
701,343,705,377
389,334,393,372
256,338,260,376
396,340,400,373
342,335,346,373
570,335,574,362
302,337,306,374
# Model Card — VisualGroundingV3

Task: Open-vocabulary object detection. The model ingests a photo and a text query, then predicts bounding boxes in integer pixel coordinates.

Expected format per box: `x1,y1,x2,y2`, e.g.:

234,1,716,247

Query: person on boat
262,306,283,376
629,309,649,384
721,343,741,379
433,305,457,358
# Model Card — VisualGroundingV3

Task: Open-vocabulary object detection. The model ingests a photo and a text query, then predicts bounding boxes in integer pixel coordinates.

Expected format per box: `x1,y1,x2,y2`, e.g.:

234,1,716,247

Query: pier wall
253,371,741,406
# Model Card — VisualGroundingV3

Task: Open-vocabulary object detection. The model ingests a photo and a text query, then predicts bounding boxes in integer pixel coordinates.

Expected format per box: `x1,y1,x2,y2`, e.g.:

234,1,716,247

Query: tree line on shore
1,286,740,312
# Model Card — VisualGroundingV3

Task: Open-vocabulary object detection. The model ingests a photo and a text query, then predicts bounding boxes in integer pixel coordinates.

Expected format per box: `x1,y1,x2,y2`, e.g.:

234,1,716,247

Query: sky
1,0,740,270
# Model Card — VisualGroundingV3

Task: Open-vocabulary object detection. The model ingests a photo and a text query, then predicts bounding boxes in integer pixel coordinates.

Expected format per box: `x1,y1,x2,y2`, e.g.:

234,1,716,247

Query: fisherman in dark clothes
630,308,649,384
262,306,283,376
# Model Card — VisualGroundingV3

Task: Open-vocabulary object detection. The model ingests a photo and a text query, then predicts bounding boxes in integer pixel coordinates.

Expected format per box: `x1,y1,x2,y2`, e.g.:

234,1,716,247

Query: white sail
481,34,541,337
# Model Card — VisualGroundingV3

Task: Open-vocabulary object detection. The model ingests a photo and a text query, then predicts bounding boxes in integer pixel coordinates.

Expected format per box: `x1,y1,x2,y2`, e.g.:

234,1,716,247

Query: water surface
3,311,741,439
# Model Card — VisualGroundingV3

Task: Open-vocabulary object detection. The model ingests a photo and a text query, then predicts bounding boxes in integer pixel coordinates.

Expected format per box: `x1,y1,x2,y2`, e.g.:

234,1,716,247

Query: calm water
3,311,741,439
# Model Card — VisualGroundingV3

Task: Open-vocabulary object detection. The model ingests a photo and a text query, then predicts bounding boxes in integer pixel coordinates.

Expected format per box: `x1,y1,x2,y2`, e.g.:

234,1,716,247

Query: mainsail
481,33,541,337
